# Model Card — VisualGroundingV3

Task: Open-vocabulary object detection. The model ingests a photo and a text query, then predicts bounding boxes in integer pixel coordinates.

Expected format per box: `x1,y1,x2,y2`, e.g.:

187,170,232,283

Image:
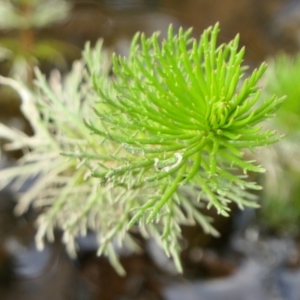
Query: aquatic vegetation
0,24,284,274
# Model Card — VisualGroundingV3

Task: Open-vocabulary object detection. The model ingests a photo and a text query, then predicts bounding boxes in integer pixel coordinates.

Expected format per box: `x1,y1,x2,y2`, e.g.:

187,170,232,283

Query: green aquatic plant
0,24,284,274
87,23,283,227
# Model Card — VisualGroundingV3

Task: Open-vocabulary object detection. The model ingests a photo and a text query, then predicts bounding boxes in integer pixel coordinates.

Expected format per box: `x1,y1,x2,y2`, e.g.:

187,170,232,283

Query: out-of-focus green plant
0,24,284,274
0,0,75,82
259,53,300,235
262,54,300,132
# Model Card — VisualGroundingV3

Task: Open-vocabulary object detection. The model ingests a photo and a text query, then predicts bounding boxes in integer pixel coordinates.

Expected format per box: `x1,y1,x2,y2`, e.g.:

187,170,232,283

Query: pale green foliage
0,42,136,275
0,24,283,274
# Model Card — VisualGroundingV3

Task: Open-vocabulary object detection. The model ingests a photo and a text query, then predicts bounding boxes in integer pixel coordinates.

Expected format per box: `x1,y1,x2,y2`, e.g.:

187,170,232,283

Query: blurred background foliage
0,0,78,83
258,53,300,236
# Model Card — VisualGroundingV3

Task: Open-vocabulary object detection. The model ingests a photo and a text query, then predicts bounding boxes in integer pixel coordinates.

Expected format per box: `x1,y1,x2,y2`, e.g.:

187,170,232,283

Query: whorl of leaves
86,24,284,226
